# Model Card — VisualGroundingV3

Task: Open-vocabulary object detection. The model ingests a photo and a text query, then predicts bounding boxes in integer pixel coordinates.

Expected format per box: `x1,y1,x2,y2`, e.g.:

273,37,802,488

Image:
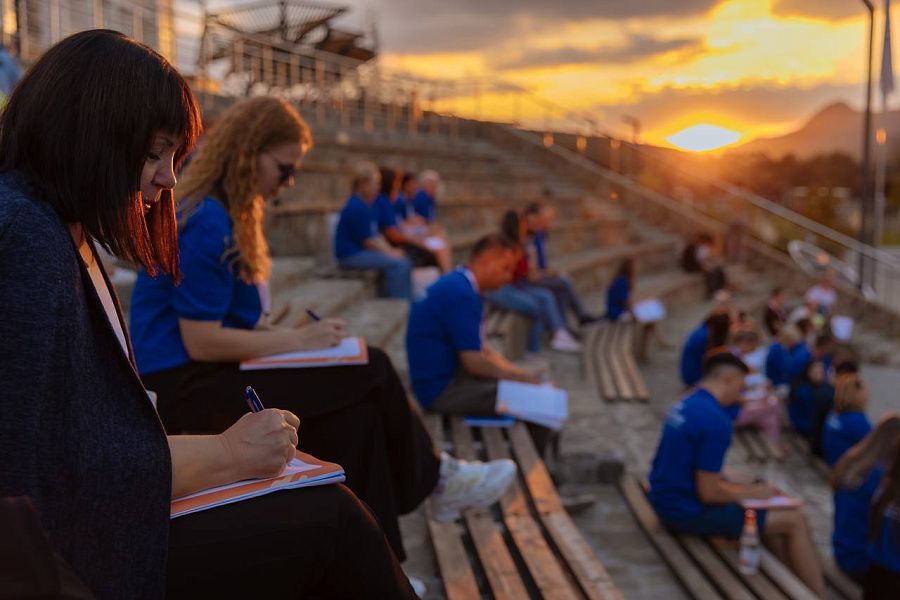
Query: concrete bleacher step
339,298,409,349
269,256,316,297
271,278,373,327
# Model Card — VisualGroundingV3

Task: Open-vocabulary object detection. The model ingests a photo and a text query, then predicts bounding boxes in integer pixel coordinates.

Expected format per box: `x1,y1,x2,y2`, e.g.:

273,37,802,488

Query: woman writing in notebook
129,96,516,568
0,31,417,598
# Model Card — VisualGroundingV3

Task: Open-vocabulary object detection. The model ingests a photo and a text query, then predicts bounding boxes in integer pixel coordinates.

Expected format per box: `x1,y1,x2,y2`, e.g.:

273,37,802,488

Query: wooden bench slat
607,324,637,402
758,548,819,600
680,537,757,600
709,538,790,600
481,428,582,600
449,419,530,600
822,556,862,600
593,324,619,402
619,476,724,599
422,415,481,600
617,323,650,402
508,424,624,600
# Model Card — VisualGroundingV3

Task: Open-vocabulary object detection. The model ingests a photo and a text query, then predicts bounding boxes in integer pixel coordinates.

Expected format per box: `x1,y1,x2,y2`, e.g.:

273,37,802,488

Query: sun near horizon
665,124,743,153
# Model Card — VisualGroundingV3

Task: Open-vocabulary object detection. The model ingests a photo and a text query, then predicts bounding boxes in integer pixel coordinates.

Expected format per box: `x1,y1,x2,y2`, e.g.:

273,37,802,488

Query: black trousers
167,484,416,599
142,346,441,562
863,563,900,600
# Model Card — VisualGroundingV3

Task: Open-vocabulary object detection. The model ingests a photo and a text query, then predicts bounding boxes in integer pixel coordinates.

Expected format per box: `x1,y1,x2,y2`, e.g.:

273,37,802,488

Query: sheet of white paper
741,495,803,510
424,236,446,251
633,299,667,323
831,315,854,341
495,380,568,429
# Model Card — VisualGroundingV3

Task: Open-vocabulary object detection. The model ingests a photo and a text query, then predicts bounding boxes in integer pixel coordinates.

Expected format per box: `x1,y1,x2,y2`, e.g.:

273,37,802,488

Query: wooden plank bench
621,476,843,600
484,307,534,361
425,415,624,600
586,322,649,403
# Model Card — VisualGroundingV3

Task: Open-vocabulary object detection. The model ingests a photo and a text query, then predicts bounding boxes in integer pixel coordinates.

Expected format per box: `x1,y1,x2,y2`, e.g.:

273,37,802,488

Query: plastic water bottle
738,509,761,575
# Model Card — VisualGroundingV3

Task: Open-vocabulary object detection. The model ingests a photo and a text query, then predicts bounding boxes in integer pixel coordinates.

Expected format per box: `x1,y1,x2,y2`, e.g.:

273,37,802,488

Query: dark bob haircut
0,29,201,276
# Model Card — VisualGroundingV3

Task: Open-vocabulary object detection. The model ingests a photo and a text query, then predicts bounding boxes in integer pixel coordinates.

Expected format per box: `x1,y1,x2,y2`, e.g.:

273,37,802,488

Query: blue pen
244,386,265,413
305,308,322,322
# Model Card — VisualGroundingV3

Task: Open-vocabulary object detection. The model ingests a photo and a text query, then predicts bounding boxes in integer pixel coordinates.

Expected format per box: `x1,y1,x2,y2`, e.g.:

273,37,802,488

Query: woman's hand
293,318,346,350
218,409,300,480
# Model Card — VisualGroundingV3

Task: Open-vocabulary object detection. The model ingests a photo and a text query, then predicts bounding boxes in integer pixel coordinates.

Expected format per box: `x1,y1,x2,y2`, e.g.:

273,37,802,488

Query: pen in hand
305,308,321,322
244,386,265,413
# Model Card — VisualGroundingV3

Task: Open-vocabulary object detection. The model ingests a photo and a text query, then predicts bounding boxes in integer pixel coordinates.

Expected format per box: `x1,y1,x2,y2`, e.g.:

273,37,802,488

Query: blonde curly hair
177,97,312,283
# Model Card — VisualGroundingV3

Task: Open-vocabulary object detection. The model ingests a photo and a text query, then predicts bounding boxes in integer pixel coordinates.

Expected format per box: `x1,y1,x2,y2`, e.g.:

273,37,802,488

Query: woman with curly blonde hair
130,96,517,571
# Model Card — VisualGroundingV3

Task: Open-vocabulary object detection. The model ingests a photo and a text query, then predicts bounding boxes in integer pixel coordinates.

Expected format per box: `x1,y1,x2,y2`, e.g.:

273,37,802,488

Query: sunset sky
334,0,891,150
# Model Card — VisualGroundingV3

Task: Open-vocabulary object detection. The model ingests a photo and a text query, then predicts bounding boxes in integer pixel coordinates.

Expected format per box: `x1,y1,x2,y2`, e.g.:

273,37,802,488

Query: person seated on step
484,210,582,355
831,414,900,597
130,98,516,570
679,307,733,389
334,161,413,300
786,317,816,381
649,350,826,597
823,373,882,584
766,325,799,400
731,323,784,459
605,258,668,360
411,169,441,226
0,32,418,599
763,286,788,336
406,233,553,454
805,269,839,322
523,202,599,325
373,166,451,273
681,232,728,298
788,332,837,449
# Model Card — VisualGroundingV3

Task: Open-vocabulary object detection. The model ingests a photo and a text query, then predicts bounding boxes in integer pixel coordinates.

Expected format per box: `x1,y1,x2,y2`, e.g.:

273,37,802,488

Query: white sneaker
406,574,426,598
430,452,516,522
550,329,583,353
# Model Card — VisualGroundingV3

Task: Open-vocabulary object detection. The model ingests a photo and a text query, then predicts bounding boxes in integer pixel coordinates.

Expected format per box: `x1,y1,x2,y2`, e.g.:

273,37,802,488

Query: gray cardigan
0,172,171,598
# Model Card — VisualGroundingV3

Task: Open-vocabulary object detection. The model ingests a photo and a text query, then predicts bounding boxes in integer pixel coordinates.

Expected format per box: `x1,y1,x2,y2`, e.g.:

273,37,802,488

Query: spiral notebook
170,451,345,518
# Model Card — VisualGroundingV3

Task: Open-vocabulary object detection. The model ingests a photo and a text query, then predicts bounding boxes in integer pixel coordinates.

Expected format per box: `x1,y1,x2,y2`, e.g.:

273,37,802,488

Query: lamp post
858,0,875,291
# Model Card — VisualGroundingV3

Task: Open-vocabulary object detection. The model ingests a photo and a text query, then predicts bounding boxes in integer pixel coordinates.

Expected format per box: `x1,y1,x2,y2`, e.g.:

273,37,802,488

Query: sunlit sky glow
326,0,889,147
667,124,743,152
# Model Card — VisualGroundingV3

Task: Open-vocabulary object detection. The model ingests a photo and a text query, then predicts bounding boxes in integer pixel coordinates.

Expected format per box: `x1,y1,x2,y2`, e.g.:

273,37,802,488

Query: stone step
271,278,373,327
556,240,680,293
269,256,316,298
339,298,409,349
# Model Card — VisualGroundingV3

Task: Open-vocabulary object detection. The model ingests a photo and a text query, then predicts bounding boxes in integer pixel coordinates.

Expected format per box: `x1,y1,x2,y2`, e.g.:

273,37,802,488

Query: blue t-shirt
788,342,811,381
532,232,549,270
411,190,436,222
130,197,263,375
334,195,376,260
406,270,483,407
648,388,734,520
869,500,900,573
823,411,880,576
372,193,398,233
765,342,790,387
394,193,409,221
606,276,630,321
788,383,816,435
680,324,708,387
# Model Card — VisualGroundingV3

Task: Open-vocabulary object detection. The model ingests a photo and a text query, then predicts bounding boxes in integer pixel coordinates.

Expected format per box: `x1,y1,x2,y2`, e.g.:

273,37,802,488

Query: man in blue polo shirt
679,308,732,388
649,350,825,596
334,162,412,300
406,233,550,451
411,170,439,223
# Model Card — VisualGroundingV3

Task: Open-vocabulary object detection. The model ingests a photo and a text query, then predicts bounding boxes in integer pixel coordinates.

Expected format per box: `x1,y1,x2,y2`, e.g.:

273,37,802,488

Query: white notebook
633,299,667,323
495,380,568,430
240,337,368,370
171,451,345,519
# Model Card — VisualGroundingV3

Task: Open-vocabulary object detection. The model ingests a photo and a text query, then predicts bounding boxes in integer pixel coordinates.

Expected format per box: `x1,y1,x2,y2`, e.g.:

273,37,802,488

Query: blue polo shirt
788,383,815,435
334,194,377,260
412,190,436,222
648,388,733,520
823,411,881,577
372,193,398,233
406,269,483,407
765,341,790,386
606,275,630,321
788,341,811,381
532,232,549,270
680,324,708,387
394,193,409,220
130,197,263,375
869,501,900,573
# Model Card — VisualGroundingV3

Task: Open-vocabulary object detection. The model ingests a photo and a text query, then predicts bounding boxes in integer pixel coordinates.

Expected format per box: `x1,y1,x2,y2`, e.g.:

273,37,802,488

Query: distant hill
735,102,900,160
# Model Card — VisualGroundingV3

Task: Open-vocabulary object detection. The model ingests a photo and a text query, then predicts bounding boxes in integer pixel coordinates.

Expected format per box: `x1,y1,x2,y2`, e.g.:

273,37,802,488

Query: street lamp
858,0,875,291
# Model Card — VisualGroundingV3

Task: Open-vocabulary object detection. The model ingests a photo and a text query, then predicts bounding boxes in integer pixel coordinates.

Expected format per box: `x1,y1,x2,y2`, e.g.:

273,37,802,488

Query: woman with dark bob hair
0,30,415,599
